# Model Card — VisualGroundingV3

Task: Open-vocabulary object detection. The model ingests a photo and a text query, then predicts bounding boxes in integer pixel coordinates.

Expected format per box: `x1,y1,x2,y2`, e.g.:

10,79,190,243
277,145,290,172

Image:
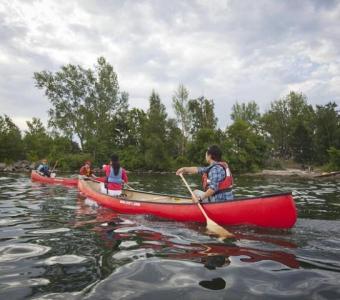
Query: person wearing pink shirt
101,154,128,196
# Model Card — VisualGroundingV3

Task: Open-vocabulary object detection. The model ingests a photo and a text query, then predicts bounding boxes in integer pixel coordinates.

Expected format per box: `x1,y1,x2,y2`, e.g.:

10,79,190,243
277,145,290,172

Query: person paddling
36,159,51,177
101,154,128,196
79,160,96,178
176,145,233,202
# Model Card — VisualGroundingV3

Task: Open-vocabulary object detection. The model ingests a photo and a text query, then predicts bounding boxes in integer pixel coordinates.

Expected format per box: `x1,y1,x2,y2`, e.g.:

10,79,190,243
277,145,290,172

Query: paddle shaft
51,160,58,173
179,174,210,220
179,173,234,238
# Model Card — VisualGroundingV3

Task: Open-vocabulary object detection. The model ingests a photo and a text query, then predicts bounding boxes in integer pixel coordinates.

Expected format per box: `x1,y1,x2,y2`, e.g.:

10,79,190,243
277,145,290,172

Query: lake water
0,173,339,299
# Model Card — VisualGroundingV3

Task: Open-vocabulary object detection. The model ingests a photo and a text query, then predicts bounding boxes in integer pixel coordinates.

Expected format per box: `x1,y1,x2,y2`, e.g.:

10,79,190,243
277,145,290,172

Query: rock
29,163,36,170
0,163,6,171
4,165,14,172
13,160,30,169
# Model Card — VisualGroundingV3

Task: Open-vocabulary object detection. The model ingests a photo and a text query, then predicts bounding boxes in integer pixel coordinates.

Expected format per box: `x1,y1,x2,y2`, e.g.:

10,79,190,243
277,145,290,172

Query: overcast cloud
0,0,339,130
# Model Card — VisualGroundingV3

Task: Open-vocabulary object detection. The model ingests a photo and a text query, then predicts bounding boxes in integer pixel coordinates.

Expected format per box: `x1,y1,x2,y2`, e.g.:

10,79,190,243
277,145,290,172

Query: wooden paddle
179,174,234,239
51,160,59,173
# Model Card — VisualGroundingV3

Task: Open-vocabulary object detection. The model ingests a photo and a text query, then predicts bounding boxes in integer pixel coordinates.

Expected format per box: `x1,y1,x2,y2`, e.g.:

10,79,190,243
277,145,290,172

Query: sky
0,0,340,130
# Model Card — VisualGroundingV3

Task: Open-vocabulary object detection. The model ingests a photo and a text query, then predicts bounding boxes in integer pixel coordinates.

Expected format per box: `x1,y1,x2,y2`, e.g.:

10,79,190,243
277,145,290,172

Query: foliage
34,56,128,161
58,153,92,171
143,91,171,170
172,84,191,155
188,96,217,134
0,115,23,162
23,118,52,161
225,119,268,172
326,147,340,171
262,91,315,161
2,57,339,174
314,102,340,164
231,101,261,127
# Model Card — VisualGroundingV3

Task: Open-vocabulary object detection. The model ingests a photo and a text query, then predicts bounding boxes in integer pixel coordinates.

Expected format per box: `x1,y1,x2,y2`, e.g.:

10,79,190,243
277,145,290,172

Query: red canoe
78,179,297,229
31,170,78,186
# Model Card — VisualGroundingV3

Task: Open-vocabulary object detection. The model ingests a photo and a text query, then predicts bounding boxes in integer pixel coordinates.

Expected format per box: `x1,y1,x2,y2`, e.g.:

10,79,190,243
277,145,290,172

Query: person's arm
196,188,215,202
176,167,199,175
122,169,128,183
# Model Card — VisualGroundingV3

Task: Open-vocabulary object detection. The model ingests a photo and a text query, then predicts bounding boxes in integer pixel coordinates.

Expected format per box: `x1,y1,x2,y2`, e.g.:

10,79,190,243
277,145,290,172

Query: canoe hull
78,179,297,228
31,170,78,187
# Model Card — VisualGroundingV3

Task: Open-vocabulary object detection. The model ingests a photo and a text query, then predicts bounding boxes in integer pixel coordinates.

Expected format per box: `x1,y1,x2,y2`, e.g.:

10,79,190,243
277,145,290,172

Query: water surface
0,173,339,299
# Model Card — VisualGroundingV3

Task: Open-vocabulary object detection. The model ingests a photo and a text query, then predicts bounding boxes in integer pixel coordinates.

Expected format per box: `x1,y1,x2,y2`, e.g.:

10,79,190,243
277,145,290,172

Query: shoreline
1,161,339,179
244,168,340,179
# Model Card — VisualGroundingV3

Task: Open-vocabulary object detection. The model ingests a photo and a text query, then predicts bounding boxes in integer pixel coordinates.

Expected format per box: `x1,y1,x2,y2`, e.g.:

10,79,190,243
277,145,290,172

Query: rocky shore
0,160,36,172
245,168,340,179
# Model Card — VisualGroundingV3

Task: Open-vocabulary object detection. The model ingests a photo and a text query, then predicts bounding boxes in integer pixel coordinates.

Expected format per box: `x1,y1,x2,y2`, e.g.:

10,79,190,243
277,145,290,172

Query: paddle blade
206,219,234,239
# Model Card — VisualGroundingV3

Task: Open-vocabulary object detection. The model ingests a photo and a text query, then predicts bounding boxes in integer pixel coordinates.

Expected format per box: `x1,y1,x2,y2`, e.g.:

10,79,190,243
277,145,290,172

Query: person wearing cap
36,159,51,177
176,145,234,202
79,160,95,178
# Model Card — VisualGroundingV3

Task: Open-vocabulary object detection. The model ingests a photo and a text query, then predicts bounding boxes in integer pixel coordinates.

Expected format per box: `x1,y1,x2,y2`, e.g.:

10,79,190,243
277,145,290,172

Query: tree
262,91,314,160
34,56,128,161
314,102,340,164
188,96,217,134
23,118,52,161
225,119,268,172
144,91,170,170
0,115,23,162
172,84,191,154
187,128,224,164
231,101,261,127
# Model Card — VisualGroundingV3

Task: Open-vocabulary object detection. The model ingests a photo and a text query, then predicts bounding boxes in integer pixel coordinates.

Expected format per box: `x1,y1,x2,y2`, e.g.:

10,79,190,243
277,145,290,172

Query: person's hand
176,167,186,176
192,194,200,203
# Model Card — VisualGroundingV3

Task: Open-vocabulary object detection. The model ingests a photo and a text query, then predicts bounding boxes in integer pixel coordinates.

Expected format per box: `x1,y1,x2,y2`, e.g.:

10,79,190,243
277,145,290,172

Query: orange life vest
202,162,233,194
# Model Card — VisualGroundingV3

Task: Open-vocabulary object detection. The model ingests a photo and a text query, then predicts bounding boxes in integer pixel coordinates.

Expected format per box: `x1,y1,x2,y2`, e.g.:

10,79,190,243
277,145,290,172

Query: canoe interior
84,180,292,205
87,181,192,204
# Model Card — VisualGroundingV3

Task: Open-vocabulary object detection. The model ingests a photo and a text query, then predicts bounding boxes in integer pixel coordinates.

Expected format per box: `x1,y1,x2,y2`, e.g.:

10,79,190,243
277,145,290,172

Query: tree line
1,57,339,172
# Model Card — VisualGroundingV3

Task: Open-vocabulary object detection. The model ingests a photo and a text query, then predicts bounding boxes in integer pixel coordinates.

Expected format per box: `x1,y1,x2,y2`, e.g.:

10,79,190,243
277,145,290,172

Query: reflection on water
0,173,339,299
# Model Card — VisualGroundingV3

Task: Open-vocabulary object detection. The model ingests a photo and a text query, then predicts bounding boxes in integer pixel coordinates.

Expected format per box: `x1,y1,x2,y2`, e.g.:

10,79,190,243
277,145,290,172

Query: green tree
225,119,268,172
144,91,170,170
34,56,128,161
262,91,314,160
172,84,191,154
187,128,225,164
118,108,147,170
188,96,217,134
327,147,340,171
314,102,340,164
23,118,52,161
0,115,23,162
231,101,261,127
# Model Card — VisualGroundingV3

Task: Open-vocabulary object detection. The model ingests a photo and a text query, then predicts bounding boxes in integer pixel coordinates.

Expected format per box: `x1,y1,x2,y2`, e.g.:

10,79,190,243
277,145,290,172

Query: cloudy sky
0,0,339,130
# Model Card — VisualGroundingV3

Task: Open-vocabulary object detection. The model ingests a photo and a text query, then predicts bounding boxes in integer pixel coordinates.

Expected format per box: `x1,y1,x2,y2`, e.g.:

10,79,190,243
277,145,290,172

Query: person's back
37,159,50,177
101,155,128,196
200,162,233,201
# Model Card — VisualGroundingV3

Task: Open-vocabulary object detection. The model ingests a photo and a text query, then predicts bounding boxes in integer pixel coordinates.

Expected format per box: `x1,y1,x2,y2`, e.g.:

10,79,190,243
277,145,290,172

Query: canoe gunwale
81,179,293,206
31,170,78,186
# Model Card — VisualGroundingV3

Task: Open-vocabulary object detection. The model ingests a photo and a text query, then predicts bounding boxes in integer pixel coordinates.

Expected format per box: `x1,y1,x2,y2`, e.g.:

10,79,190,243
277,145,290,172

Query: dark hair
207,145,222,161
111,154,120,176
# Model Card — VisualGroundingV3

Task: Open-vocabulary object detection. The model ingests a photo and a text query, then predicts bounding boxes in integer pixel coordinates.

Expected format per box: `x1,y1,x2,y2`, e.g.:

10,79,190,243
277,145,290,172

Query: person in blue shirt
176,145,234,202
36,159,50,177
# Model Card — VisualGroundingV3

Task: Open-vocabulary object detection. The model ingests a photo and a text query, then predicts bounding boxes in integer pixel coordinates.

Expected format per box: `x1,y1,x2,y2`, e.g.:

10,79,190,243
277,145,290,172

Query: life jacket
202,162,233,194
106,167,123,184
